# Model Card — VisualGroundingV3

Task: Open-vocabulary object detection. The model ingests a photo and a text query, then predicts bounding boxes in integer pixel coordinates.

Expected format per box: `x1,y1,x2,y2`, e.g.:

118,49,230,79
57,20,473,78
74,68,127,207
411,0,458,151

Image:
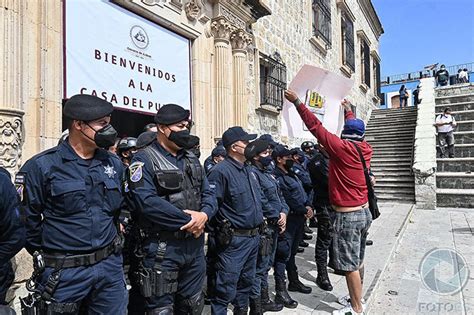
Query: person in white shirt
435,107,457,158
459,68,469,83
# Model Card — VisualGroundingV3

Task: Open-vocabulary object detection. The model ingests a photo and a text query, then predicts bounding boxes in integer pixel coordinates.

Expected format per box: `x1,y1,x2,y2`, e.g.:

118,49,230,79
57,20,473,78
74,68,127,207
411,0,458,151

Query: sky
372,0,474,77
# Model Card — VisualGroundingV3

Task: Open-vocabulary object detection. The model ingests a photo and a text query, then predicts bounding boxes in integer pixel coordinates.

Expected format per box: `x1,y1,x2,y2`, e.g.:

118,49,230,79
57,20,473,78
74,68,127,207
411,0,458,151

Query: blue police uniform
204,156,216,174
128,140,216,314
0,168,25,305
250,165,288,298
18,140,127,314
273,166,310,281
207,157,264,314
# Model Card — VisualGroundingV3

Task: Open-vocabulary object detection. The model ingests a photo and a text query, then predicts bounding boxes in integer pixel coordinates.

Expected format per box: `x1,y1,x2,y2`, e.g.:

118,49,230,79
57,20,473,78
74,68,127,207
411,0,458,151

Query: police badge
129,162,144,183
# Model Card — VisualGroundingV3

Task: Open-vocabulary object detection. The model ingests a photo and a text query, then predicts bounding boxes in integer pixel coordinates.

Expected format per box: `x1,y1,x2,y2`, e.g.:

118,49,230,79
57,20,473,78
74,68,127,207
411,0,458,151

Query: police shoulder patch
14,172,26,202
129,162,144,183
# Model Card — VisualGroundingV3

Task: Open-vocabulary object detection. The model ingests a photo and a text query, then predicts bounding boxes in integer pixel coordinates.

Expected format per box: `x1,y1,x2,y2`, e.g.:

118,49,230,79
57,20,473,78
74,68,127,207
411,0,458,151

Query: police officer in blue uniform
307,144,334,292
127,104,216,315
0,167,25,311
207,126,264,315
18,94,127,314
244,140,287,314
204,145,226,175
272,145,313,303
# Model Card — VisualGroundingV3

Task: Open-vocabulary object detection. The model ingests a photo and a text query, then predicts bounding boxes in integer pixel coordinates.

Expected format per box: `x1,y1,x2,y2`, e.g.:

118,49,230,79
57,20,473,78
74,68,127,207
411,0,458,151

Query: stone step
366,134,414,142
373,155,412,161
437,157,474,172
368,117,417,124
372,157,412,162
452,120,474,132
435,101,474,112
372,147,413,153
365,123,416,133
375,171,413,177
377,176,414,183
372,107,418,112
435,109,474,121
377,193,415,202
436,144,474,158
370,143,414,149
366,128,415,136
436,189,474,208
435,93,474,105
375,187,415,195
368,138,414,144
436,172,474,189
366,124,416,132
377,183,415,190
451,131,474,144
370,164,411,176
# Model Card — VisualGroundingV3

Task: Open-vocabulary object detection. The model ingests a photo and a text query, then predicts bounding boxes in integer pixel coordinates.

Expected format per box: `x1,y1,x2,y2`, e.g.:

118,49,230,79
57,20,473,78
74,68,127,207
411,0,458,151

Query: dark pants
141,236,206,312
274,214,305,281
314,203,334,269
438,131,455,158
0,261,14,305
37,253,127,314
251,224,279,298
210,234,260,314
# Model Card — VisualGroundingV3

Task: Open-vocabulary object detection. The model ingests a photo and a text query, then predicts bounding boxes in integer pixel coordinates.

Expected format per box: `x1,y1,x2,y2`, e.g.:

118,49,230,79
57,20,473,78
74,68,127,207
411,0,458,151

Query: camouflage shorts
328,208,372,272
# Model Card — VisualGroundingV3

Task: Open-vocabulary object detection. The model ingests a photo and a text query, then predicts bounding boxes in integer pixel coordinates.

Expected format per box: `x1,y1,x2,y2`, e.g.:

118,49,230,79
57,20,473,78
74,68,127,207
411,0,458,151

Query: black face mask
168,129,193,149
191,148,201,159
259,156,273,167
85,123,118,149
284,159,294,171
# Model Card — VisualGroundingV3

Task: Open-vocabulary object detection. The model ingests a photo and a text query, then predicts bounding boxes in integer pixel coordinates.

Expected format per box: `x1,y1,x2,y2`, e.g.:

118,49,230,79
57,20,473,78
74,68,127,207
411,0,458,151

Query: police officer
272,145,313,301
244,140,287,314
0,167,25,312
291,148,314,244
301,141,316,162
204,145,226,175
137,131,158,149
117,137,138,166
307,144,334,291
18,94,127,314
207,126,263,315
127,104,216,314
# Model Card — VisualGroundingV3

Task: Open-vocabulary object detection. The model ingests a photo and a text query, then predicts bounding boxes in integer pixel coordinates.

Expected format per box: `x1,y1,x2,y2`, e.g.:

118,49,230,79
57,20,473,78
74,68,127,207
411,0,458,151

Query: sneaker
337,295,366,307
332,304,366,315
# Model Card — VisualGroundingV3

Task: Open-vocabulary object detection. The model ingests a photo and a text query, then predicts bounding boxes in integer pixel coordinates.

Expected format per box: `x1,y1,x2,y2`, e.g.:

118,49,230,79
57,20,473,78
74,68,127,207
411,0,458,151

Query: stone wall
250,0,382,146
412,78,437,210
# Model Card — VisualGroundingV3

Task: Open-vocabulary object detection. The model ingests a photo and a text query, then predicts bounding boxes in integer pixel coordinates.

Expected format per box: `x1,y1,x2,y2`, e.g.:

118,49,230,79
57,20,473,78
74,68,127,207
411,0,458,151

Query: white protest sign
282,65,354,138
65,0,191,115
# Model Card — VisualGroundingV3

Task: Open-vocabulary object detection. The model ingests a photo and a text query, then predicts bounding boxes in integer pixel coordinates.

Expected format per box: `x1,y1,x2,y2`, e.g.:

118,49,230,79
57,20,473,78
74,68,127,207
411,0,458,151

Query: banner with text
65,0,191,115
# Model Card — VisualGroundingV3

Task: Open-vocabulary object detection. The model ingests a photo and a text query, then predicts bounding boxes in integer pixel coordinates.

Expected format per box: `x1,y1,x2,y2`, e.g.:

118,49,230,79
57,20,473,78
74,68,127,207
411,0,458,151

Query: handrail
381,62,474,86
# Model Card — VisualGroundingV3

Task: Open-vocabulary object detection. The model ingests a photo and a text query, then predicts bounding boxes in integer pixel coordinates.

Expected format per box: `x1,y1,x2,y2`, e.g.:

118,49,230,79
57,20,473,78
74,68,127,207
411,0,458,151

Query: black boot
299,240,309,247
297,247,304,253
288,271,312,294
233,306,248,315
261,285,283,312
303,233,313,240
249,297,262,315
274,278,298,309
315,266,333,291
309,217,318,228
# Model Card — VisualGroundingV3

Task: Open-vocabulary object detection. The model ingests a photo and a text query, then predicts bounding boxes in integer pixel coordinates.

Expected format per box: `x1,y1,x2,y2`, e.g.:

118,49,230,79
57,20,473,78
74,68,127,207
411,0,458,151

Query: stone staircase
365,107,417,203
435,87,474,208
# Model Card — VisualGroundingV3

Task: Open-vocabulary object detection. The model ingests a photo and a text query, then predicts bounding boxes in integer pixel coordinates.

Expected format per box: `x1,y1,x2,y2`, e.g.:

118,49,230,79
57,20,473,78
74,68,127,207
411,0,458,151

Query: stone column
0,1,25,175
230,29,252,128
210,17,234,139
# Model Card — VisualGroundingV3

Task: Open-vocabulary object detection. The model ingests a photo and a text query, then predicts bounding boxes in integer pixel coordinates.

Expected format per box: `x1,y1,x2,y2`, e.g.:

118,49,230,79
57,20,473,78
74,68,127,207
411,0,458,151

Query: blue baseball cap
222,126,257,148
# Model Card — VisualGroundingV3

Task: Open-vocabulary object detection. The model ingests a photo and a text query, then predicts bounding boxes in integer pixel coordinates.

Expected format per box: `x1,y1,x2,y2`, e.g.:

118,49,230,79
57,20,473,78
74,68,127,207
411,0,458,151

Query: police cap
136,131,157,149
211,146,226,157
155,104,190,125
222,126,257,148
63,94,114,121
272,144,292,159
244,140,269,160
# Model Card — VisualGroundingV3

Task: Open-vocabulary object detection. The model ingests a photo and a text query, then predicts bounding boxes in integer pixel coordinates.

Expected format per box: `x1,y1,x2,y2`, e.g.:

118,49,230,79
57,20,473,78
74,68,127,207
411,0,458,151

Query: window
312,0,331,46
360,40,371,87
373,58,381,98
341,12,355,71
260,52,287,110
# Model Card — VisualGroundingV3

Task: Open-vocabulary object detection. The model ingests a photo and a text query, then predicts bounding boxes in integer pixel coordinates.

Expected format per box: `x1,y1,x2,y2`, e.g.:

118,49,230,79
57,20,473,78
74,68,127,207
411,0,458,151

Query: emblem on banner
130,25,149,49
